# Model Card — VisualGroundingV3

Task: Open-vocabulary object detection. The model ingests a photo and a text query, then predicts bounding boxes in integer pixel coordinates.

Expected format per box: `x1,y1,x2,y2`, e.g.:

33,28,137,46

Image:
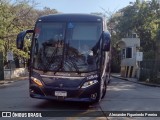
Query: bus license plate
55,91,67,97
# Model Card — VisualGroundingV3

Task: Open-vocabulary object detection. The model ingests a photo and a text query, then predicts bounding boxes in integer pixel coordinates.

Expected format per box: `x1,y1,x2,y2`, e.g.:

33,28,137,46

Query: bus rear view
16,14,111,103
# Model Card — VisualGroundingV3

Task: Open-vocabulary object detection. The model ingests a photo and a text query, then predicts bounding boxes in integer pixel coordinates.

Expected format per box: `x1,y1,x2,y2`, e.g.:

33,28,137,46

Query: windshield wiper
54,61,63,74
43,39,66,73
65,44,81,74
38,42,59,72
53,55,81,75
66,56,81,74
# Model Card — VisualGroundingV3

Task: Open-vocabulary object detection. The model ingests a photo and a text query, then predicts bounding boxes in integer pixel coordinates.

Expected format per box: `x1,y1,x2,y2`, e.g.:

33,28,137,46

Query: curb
0,77,28,85
0,81,14,85
111,75,160,87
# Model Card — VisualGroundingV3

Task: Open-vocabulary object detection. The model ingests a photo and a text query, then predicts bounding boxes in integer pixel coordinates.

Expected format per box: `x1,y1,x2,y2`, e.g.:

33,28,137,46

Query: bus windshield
32,22,102,73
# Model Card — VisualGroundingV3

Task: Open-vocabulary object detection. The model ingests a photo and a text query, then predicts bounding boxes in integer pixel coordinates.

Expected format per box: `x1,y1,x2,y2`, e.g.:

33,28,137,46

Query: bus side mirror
102,32,111,51
16,30,34,49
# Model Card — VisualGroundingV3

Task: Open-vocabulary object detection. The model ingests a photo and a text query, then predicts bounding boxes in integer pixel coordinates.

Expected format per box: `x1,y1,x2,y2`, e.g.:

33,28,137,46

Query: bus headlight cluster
31,77,43,87
81,80,98,88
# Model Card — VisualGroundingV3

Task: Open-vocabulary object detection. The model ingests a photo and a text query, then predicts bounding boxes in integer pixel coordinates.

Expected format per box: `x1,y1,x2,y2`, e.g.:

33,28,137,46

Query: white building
118,37,141,78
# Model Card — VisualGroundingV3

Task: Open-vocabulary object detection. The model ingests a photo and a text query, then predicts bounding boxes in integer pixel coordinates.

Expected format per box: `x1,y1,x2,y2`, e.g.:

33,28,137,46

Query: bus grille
42,77,83,88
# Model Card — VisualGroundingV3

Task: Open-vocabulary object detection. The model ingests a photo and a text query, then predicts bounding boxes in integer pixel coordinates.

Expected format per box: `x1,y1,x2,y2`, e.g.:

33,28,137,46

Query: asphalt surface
111,74,160,87
0,77,160,120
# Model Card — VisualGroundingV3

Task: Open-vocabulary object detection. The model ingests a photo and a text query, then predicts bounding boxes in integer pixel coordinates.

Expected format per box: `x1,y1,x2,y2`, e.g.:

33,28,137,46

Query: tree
108,0,160,59
0,0,58,67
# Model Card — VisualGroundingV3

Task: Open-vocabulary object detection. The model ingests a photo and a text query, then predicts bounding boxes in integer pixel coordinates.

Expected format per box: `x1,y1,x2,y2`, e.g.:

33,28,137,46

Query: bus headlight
81,80,98,88
31,77,43,87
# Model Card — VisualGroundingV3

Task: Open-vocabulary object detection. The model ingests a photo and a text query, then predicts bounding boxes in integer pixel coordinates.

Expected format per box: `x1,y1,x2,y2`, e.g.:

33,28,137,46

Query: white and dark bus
16,14,111,103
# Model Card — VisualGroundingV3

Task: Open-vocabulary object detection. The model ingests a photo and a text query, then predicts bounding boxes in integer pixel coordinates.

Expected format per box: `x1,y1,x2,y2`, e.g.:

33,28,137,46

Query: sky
34,0,136,15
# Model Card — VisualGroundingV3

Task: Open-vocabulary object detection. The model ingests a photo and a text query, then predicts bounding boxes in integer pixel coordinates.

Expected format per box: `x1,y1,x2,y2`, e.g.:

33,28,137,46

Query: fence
4,68,28,79
140,60,160,83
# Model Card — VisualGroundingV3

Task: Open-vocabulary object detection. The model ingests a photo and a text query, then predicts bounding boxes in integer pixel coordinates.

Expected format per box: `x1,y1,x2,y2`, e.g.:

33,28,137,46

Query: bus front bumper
29,83,99,102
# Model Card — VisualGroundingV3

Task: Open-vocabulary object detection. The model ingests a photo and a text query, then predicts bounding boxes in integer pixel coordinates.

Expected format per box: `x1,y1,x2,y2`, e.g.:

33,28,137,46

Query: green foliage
0,0,58,66
108,0,160,58
106,0,160,72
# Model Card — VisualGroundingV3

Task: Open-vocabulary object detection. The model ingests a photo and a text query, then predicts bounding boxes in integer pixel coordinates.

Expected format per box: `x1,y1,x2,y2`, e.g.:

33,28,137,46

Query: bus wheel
92,83,101,104
101,80,107,99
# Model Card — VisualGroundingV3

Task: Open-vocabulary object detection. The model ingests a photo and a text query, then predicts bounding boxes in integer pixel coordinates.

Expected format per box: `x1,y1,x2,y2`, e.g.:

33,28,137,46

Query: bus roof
37,14,103,22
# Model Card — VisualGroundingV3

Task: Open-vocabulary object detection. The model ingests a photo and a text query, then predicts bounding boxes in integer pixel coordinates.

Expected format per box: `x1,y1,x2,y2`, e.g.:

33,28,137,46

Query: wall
4,68,28,79
119,38,140,78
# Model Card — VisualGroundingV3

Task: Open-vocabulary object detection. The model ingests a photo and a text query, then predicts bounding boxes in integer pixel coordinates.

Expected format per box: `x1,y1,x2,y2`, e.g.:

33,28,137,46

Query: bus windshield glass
32,22,102,73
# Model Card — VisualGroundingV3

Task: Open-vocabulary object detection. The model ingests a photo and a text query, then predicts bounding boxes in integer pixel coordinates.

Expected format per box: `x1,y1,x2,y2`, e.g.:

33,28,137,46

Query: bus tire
107,74,111,84
101,79,107,99
91,82,101,104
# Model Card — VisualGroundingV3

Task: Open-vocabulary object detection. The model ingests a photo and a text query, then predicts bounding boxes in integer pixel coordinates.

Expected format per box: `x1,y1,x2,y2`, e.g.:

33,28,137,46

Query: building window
126,47,132,58
121,47,133,59
121,49,126,59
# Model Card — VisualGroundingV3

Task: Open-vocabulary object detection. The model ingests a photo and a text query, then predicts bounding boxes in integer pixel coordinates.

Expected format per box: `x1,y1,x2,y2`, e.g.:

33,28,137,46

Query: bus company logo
59,83,63,88
87,74,98,80
2,112,11,117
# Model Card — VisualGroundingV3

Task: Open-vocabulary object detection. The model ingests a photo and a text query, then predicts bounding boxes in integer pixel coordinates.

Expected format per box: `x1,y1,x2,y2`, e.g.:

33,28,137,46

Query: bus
16,14,111,103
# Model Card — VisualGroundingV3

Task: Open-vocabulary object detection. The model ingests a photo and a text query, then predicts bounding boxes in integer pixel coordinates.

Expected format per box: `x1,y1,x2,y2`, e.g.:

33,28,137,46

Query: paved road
0,77,160,120
103,77,160,120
